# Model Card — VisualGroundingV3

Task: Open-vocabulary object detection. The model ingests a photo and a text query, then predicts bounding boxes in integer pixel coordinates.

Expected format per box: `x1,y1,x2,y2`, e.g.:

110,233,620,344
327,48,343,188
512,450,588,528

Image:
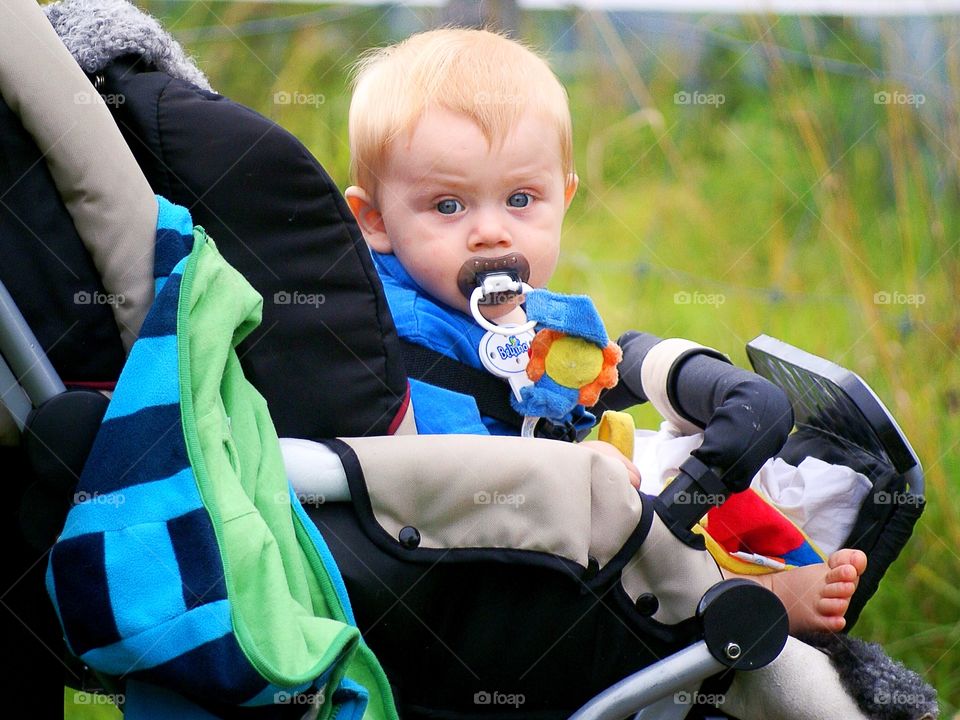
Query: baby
343,27,866,635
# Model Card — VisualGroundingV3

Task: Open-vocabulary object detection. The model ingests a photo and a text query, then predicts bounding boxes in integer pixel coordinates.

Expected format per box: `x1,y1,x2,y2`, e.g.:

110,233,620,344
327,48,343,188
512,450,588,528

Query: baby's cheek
529,252,560,287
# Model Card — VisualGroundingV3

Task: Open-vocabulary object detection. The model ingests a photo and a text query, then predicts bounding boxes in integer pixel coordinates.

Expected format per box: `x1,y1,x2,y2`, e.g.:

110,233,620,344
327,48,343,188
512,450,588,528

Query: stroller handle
568,641,723,720
0,279,65,423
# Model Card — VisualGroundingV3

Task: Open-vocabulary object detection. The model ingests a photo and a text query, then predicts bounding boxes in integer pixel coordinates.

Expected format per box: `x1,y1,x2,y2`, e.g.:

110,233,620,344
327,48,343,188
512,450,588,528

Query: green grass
66,4,960,717
63,689,122,719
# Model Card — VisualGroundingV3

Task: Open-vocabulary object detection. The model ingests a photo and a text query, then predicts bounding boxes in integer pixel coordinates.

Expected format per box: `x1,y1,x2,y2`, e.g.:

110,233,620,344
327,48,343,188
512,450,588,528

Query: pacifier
457,253,536,335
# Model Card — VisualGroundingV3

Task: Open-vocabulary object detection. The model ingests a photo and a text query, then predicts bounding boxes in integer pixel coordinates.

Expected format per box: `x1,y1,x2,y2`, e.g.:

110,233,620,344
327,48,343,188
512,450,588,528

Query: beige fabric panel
721,636,871,720
640,338,726,436
392,396,418,436
0,0,156,352
620,512,723,624
341,434,642,568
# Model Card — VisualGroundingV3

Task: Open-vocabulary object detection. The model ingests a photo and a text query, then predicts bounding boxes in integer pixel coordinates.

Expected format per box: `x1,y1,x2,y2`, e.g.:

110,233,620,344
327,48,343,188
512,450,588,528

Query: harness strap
400,340,521,429
399,340,583,442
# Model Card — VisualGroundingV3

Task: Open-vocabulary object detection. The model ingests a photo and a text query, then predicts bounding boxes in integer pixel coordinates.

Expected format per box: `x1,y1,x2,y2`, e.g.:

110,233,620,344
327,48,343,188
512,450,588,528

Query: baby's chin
477,296,524,322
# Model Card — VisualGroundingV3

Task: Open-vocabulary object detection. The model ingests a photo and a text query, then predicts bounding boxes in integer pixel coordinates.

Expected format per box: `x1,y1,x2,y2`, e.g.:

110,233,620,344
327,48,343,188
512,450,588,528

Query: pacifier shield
457,253,531,303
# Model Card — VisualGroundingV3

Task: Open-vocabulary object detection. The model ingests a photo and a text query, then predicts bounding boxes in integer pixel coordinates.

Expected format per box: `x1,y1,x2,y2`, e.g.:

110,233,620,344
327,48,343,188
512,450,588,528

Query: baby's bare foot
725,549,867,634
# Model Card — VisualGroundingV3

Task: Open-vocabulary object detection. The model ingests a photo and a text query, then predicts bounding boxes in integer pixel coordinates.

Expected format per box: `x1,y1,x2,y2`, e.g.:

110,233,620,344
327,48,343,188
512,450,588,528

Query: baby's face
369,107,576,318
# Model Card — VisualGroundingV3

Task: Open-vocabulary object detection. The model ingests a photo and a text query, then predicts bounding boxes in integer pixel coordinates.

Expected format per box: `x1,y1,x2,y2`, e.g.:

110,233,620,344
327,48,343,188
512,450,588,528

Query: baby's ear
345,186,392,253
564,173,579,210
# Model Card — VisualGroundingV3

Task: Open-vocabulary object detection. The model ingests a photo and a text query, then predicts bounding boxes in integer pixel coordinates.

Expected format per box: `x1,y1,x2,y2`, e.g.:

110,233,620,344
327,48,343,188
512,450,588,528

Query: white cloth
754,456,871,555
280,437,351,503
633,423,871,555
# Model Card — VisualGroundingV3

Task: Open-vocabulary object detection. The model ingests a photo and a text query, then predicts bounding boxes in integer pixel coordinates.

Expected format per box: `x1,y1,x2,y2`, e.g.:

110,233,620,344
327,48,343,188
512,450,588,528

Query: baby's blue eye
507,192,531,208
437,199,463,215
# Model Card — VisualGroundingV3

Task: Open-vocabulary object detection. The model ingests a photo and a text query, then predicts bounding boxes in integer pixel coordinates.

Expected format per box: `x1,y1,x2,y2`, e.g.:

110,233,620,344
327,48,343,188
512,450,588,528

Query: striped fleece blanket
47,197,397,720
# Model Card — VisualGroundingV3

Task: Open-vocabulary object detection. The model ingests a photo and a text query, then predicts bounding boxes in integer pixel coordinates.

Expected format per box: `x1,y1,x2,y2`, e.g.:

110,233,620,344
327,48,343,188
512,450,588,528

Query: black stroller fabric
0,54,408,441
0,97,127,384
97,56,408,440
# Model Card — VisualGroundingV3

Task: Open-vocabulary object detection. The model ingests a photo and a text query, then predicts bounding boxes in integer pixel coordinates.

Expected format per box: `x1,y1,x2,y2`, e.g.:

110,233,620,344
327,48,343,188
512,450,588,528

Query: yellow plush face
544,336,604,388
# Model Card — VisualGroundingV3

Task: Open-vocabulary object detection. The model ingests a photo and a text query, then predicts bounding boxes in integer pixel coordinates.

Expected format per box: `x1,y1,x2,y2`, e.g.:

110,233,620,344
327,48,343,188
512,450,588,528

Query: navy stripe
154,228,193,279
168,508,228,609
138,271,182,339
50,533,121,656
130,632,270,706
79,403,189,494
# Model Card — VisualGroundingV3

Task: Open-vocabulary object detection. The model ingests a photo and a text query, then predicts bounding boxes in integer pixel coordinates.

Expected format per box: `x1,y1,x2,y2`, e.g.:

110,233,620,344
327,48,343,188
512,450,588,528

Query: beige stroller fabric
0,0,155,352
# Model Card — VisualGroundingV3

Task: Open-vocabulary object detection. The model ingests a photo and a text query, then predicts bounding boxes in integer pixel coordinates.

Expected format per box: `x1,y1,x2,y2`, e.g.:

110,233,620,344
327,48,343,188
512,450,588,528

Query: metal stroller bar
0,278,65,428
569,642,723,720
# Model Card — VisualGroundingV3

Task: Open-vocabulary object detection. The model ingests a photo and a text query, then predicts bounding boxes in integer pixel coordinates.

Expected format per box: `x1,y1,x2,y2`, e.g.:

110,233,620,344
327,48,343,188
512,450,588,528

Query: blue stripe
44,561,69,653
60,468,201,541
81,600,232,675
155,228,193,279
332,677,370,720
138,270,182,339
156,196,195,247
130,631,270,706
79,403,189,494
106,524,186,638
168,508,228,609
103,334,180,421
49,533,121,656
290,490,356,626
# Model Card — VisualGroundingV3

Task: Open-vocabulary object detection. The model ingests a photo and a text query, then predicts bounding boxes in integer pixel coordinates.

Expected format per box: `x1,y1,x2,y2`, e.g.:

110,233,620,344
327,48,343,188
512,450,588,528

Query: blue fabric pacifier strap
524,290,609,347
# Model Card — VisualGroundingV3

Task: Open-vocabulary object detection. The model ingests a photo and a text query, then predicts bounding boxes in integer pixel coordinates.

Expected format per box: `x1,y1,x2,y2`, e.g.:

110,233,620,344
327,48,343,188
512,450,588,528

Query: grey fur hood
44,0,212,92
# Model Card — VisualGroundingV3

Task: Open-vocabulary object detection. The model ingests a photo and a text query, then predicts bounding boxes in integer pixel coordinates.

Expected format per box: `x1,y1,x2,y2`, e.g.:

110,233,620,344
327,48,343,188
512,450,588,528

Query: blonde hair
348,28,573,198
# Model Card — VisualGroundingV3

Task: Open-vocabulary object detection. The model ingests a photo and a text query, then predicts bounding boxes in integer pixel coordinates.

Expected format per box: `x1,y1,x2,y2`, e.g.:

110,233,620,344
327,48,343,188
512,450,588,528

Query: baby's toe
825,563,857,584
822,581,857,599
829,548,867,575
817,596,850,618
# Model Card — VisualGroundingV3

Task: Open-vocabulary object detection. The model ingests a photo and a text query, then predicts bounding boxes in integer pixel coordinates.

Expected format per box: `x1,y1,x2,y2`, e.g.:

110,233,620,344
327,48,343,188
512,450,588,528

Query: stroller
0,1,934,718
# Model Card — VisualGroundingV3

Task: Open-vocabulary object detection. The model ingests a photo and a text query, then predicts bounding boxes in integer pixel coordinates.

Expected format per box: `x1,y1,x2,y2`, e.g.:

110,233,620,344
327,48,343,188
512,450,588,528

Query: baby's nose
467,212,511,250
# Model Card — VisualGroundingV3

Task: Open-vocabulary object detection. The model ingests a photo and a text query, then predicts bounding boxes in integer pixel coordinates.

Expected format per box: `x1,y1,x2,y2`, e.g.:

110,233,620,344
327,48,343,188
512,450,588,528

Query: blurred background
64,0,959,717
